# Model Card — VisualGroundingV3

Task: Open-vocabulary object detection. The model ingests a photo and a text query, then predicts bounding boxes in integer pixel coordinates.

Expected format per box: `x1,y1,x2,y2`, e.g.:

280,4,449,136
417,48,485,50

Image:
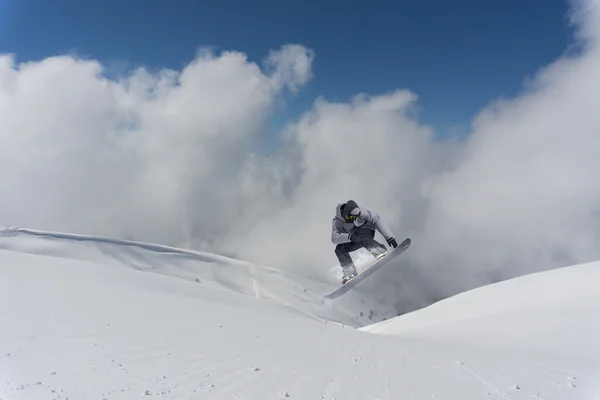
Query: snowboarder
331,200,398,284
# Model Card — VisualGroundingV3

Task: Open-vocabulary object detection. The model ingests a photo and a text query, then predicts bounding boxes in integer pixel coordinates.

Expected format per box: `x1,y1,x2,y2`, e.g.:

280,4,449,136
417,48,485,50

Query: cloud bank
2,0,600,313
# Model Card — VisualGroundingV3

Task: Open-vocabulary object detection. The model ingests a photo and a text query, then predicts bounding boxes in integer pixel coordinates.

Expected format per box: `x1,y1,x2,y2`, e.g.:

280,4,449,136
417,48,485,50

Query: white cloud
2,0,600,314
264,44,315,92
0,46,314,246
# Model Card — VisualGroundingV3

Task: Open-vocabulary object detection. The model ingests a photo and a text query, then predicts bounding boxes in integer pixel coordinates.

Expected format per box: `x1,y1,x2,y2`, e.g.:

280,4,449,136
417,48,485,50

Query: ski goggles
346,210,360,220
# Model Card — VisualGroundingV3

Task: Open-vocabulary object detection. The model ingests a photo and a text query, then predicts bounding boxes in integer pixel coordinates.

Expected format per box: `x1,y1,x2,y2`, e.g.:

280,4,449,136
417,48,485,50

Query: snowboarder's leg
334,241,361,283
367,239,388,260
354,228,388,260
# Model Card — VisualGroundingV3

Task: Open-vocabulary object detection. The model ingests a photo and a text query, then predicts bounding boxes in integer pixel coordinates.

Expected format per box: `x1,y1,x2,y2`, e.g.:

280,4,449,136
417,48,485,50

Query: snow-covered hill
1,227,599,399
0,227,400,328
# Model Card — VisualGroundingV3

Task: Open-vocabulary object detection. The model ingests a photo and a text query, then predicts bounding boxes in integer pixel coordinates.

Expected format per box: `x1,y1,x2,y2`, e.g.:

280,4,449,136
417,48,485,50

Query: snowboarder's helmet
342,200,360,221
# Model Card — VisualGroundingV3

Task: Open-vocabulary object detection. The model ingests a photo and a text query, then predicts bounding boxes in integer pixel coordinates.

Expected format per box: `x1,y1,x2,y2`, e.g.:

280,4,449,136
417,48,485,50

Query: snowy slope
0,227,398,327
1,227,600,399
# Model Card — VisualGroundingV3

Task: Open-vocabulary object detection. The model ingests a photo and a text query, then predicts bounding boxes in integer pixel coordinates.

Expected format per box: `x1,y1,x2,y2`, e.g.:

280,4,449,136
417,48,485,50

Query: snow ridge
0,226,398,327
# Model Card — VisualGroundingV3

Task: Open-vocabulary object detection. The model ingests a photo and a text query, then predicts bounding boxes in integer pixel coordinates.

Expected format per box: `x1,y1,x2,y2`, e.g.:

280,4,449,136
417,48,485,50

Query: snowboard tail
324,237,411,299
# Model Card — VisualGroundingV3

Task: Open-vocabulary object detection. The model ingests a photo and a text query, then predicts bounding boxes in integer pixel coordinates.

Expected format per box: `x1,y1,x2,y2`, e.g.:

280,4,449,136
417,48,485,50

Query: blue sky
1,0,574,150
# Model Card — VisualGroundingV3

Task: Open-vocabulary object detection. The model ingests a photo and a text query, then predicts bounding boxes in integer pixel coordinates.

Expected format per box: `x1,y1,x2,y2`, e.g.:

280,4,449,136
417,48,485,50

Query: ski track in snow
1,226,600,399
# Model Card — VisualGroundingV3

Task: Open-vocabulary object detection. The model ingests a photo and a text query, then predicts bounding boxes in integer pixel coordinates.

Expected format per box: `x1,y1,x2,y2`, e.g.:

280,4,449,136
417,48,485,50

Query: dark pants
334,228,386,274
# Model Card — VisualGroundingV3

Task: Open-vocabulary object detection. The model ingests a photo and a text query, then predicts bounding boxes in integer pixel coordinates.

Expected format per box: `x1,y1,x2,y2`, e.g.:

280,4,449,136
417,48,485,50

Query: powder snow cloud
1,0,600,313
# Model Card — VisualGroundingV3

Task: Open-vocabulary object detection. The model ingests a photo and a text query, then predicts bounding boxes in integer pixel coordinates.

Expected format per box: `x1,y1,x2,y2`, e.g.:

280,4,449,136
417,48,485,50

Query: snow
1,227,599,399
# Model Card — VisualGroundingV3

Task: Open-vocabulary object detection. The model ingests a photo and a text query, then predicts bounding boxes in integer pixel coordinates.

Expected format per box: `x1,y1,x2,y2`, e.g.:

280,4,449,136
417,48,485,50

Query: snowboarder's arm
359,208,394,241
375,219,394,242
331,219,351,245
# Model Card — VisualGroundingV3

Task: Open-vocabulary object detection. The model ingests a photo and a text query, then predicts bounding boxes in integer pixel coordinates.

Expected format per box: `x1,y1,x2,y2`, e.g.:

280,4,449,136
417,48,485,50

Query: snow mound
0,226,398,327
363,260,600,353
1,226,599,399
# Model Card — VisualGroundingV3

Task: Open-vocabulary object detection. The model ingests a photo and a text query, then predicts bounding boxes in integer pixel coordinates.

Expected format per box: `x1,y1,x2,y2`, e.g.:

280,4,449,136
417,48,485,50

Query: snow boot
342,272,357,284
368,243,388,260
341,265,357,284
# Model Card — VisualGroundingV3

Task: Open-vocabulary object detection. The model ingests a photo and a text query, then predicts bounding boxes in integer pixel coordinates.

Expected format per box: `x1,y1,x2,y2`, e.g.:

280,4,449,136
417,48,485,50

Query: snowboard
323,237,411,300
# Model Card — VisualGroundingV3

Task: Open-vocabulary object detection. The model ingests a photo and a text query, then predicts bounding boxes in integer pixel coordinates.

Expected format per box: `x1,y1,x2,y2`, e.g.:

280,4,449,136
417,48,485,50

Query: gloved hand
387,237,398,248
348,231,357,242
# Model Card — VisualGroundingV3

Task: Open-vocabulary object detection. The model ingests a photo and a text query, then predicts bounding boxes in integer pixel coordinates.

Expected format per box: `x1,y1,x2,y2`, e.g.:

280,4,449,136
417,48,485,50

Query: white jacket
331,203,394,245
